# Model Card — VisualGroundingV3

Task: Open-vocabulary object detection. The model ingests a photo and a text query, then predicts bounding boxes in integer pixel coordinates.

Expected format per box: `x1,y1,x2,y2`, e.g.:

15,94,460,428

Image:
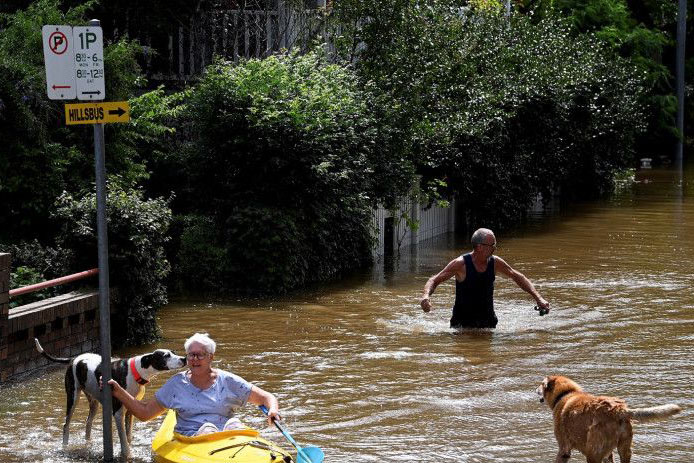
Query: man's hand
420,297,432,313
537,298,550,313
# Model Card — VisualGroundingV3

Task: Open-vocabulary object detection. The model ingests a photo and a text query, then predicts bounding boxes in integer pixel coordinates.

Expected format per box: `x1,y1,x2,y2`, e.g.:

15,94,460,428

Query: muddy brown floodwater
1,164,692,462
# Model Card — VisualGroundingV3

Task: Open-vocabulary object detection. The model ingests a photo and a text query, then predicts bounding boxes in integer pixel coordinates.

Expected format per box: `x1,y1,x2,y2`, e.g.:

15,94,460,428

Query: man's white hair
471,228,494,245
184,332,216,354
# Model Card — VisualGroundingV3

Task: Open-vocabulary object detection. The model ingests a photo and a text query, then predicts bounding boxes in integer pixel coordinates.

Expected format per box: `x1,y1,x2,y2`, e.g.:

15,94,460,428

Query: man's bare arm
421,258,464,312
494,257,549,310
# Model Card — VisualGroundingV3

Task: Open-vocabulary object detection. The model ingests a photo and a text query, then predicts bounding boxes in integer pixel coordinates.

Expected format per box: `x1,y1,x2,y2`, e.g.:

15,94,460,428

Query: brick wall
0,253,9,381
0,253,101,382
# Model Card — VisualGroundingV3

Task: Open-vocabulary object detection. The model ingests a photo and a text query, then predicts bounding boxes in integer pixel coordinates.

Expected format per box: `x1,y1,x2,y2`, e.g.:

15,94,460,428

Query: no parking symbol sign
42,25,77,100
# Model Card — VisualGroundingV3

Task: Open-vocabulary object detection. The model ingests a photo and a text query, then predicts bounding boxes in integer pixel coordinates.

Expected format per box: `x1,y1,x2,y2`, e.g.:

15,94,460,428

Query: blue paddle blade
258,405,324,463
297,446,325,463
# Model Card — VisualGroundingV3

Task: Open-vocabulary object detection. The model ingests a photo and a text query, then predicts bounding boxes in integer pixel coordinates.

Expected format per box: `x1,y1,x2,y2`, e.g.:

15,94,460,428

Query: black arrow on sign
81,90,102,95
108,107,127,117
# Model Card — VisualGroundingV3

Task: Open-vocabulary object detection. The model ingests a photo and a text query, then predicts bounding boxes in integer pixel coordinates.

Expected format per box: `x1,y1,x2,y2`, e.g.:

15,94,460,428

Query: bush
52,185,172,346
151,51,409,295
0,240,75,308
7,266,50,308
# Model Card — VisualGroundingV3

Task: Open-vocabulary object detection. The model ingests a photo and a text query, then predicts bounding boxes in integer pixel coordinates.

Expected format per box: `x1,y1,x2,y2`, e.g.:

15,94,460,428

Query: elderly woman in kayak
108,332,280,436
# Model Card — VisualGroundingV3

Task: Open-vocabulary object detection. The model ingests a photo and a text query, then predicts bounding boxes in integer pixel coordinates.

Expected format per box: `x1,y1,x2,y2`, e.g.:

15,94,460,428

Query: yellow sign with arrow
65,101,130,125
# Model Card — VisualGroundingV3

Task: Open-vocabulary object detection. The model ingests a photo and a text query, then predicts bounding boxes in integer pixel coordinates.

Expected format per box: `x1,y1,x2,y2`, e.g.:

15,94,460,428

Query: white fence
371,198,456,259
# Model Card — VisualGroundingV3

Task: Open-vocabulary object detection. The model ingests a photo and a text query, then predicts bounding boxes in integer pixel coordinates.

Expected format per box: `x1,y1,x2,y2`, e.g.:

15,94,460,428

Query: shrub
153,51,409,295
52,185,172,346
0,240,74,307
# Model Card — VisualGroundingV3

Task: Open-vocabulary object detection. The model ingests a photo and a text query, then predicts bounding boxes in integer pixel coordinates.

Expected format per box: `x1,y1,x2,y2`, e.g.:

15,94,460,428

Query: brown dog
537,375,681,463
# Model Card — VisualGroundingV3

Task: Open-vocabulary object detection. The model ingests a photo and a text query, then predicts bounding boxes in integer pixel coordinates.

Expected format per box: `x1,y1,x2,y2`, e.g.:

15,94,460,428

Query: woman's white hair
184,332,216,354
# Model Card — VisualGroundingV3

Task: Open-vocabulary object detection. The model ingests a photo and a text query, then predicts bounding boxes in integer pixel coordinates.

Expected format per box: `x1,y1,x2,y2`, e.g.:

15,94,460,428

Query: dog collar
551,390,573,409
129,358,149,385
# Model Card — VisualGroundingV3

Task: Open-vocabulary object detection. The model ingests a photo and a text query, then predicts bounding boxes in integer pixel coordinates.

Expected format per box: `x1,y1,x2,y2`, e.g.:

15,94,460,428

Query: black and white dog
34,338,186,459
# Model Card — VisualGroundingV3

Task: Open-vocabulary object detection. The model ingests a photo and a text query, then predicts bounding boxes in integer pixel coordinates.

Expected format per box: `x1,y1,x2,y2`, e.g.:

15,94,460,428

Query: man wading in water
420,228,550,328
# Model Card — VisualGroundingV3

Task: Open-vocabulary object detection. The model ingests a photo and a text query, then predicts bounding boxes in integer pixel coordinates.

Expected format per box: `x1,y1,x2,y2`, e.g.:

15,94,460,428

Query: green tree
518,0,677,156
330,1,646,230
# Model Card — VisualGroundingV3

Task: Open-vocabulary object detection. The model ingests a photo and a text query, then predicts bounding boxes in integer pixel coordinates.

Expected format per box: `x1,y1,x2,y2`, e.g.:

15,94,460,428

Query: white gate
372,198,455,259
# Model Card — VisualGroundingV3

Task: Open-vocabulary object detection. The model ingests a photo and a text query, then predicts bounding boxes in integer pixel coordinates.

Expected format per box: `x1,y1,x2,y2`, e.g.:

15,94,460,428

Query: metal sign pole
94,119,113,461
89,16,113,462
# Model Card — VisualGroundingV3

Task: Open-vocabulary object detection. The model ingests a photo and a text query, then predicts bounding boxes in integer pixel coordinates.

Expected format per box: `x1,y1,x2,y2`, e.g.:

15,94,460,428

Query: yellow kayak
152,410,293,463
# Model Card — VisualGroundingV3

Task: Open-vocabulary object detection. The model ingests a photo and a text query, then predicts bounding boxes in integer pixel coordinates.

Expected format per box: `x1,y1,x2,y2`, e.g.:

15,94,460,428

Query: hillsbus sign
65,102,130,125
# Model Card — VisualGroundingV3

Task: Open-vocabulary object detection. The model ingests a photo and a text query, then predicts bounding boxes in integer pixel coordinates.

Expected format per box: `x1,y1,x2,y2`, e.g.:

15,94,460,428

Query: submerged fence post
676,0,686,170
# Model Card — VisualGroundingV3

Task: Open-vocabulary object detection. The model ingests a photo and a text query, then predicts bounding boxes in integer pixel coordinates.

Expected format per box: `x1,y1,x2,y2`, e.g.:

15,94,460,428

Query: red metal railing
8,268,99,298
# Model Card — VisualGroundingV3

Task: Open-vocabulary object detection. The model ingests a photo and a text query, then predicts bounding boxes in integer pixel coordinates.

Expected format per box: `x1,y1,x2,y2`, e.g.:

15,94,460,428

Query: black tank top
451,253,498,328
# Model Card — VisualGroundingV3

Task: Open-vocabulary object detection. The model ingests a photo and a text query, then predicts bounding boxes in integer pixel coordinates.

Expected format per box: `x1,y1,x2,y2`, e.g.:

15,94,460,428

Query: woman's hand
108,379,125,398
249,385,281,426
266,406,281,426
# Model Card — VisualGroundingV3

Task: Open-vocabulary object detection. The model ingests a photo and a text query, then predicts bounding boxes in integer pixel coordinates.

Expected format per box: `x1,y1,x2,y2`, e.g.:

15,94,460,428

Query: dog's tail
628,404,682,423
34,338,72,364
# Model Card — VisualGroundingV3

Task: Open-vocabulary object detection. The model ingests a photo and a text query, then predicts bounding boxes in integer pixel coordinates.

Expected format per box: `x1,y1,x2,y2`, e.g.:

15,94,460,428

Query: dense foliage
52,186,172,345
519,0,677,157
330,1,647,229
0,0,659,323
0,0,171,345
145,52,414,294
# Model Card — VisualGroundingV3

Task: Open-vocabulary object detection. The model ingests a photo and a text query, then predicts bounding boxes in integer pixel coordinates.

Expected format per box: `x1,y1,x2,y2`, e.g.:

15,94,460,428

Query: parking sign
42,25,77,100
73,26,105,100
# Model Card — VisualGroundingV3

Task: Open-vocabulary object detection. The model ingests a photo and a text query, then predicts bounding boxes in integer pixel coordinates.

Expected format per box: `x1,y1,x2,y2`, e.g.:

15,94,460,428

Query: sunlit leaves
332,0,646,229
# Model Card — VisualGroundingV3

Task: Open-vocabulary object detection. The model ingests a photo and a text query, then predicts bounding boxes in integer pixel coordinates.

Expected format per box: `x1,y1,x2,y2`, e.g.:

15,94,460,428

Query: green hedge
52,186,172,345
146,52,413,295
332,1,647,230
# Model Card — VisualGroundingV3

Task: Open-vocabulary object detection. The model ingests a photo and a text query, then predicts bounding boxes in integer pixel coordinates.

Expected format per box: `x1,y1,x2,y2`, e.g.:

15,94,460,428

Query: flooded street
0,164,692,462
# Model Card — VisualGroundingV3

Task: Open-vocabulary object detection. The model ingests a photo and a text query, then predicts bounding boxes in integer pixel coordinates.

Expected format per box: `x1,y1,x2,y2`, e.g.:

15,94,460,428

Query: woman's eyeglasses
186,352,209,360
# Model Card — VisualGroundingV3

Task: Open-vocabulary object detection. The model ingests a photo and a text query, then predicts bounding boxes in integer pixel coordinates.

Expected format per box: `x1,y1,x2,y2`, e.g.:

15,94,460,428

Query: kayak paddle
259,405,324,463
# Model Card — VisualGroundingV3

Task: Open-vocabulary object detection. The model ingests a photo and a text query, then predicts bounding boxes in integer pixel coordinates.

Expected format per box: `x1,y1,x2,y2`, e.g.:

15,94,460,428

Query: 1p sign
42,25,76,100
73,26,105,100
